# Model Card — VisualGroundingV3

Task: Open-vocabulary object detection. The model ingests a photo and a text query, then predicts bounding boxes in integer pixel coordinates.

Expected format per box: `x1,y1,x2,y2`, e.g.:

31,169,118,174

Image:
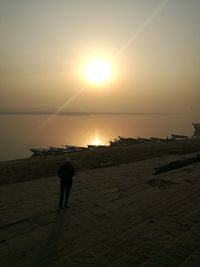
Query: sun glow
90,131,103,146
83,59,111,85
91,135,101,146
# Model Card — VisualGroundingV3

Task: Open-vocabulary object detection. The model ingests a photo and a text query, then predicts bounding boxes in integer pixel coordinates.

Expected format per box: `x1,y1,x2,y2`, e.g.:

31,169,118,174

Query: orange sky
0,0,200,116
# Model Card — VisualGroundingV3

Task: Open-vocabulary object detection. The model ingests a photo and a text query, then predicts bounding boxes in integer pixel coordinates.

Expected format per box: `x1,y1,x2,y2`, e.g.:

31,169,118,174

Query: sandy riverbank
0,137,200,185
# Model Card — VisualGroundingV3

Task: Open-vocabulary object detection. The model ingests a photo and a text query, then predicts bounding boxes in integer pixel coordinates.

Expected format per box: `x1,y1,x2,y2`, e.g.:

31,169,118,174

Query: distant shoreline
0,111,171,116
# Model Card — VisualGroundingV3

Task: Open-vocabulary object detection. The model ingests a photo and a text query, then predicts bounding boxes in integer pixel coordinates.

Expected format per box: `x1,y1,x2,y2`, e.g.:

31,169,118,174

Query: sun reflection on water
89,131,104,146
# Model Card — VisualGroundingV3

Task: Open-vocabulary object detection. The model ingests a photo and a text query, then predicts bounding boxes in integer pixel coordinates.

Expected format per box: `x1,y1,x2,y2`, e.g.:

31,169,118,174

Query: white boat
49,147,69,153
171,134,188,139
30,148,50,156
150,137,166,142
64,145,87,151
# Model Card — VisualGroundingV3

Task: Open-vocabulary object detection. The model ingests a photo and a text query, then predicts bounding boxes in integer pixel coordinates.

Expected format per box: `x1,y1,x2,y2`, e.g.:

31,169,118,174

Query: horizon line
0,110,171,116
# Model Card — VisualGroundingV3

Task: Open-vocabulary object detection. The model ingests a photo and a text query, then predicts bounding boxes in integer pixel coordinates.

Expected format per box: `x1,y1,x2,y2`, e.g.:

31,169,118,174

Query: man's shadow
32,208,68,267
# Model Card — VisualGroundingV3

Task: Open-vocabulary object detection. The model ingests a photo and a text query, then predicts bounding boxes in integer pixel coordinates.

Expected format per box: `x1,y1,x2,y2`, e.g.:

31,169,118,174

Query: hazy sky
1,0,200,114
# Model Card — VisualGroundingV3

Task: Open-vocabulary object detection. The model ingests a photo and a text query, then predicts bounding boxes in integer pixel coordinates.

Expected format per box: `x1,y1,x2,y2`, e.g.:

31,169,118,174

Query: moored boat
30,148,51,156
171,134,188,139
49,147,69,153
150,137,166,142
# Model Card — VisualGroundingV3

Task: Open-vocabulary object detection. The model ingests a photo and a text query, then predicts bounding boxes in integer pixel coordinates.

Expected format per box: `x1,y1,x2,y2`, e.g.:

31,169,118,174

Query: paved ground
0,154,200,267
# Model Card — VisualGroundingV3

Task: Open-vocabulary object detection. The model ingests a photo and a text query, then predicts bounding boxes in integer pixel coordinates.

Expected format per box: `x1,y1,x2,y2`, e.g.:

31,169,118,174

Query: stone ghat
0,154,200,266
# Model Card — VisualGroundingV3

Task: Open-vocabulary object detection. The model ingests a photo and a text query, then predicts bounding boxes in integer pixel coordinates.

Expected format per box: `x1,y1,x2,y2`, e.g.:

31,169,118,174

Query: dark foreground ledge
0,138,200,185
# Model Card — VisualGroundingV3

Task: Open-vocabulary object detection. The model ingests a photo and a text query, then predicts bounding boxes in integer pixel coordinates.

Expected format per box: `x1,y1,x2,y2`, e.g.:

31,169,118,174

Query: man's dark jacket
57,163,75,182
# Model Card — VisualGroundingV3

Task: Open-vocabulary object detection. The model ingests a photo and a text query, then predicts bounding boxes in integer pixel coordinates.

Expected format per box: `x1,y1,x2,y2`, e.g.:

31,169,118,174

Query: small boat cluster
30,145,107,156
109,134,188,146
30,135,188,156
109,122,200,147
30,123,199,157
30,146,86,156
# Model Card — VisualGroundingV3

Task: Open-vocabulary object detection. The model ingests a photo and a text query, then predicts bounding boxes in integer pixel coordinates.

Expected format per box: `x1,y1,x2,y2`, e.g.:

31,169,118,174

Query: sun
83,59,111,85
92,135,101,146
90,131,103,146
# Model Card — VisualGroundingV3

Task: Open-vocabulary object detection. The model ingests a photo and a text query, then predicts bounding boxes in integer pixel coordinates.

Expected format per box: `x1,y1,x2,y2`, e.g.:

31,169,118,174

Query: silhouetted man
57,158,75,208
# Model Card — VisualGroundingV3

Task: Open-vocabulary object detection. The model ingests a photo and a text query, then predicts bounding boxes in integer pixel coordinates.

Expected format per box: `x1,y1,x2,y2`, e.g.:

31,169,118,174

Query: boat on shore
150,137,167,142
30,148,52,156
171,134,188,139
30,123,199,156
30,145,87,157
49,147,69,153
87,145,107,149
109,135,174,146
65,145,88,152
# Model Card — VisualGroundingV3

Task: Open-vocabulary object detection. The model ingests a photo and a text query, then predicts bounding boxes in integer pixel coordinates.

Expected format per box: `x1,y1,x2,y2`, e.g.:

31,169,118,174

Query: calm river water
0,114,196,162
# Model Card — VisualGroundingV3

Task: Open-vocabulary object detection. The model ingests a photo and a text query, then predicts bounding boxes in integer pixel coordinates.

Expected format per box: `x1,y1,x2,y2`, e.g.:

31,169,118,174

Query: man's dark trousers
59,178,72,207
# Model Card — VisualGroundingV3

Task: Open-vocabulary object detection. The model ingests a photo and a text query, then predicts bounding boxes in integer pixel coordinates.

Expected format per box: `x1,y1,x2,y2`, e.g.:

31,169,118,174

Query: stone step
140,224,200,267
47,182,200,266
180,248,200,267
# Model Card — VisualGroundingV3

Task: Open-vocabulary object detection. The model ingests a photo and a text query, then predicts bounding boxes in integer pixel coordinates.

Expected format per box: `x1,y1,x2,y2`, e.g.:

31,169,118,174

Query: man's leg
59,181,65,207
65,183,72,207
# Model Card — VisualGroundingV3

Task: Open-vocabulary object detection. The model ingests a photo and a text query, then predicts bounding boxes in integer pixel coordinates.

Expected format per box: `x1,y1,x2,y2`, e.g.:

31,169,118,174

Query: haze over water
1,1,199,162
0,114,196,162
